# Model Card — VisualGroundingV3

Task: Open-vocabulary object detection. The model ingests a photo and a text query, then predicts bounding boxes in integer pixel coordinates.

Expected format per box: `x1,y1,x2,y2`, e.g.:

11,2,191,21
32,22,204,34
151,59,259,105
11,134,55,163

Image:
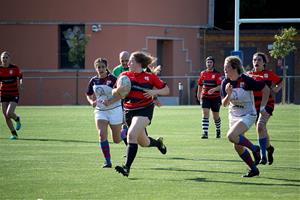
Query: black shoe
115,165,130,177
201,134,208,139
260,157,267,165
216,134,221,138
157,137,167,154
243,168,260,177
267,145,274,165
102,162,112,168
252,145,261,165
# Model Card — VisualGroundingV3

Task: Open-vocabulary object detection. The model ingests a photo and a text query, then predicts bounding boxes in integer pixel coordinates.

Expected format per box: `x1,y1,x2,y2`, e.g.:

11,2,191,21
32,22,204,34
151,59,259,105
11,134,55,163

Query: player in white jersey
221,56,270,177
86,58,123,168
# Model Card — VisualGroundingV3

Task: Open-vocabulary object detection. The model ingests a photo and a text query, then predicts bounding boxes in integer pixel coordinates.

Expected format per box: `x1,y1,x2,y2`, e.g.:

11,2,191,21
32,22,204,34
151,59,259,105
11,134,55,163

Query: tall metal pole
234,0,240,51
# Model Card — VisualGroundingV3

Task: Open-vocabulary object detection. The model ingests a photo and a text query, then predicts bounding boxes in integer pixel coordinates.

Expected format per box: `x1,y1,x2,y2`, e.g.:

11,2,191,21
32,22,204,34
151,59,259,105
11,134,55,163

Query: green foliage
0,105,299,199
68,34,90,65
269,27,297,59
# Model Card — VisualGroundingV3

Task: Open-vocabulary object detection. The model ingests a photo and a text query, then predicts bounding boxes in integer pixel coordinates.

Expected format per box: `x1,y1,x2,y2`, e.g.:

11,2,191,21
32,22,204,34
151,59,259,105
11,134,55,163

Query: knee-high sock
214,118,221,135
259,137,267,159
202,117,209,135
120,128,127,145
125,143,138,169
238,135,257,152
148,137,159,147
100,140,111,164
239,149,257,170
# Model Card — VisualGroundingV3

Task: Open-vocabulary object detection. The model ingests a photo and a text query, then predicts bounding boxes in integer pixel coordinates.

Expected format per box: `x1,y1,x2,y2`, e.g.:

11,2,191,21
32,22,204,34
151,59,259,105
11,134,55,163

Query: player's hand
225,83,232,95
143,89,156,98
208,88,215,94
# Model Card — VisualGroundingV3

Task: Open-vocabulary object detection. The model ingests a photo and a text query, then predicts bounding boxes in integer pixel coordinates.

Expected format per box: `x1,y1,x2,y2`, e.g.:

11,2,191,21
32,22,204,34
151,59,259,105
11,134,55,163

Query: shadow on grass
148,167,241,175
139,156,240,163
0,137,97,144
187,177,300,187
148,167,300,187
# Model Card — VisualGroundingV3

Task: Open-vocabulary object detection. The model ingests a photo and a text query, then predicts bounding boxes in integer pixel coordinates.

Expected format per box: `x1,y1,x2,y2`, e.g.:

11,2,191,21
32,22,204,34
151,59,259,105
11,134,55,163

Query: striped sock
239,149,257,170
214,118,221,135
120,128,127,145
100,140,111,164
202,117,209,136
259,137,267,159
238,135,257,151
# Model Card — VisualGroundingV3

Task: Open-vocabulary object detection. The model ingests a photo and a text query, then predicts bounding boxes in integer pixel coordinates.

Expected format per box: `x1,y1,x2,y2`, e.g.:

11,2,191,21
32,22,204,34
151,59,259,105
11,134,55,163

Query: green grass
0,105,299,200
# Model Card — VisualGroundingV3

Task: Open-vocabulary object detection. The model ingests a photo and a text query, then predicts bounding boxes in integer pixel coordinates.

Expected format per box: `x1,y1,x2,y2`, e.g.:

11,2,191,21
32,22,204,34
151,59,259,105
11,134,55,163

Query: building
1,0,299,105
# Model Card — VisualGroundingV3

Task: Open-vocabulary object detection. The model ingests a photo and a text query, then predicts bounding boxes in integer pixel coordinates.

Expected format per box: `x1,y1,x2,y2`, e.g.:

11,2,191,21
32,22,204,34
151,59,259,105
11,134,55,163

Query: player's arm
102,95,122,106
86,94,96,107
272,81,283,93
196,85,203,101
143,85,170,98
208,85,221,94
260,85,270,113
221,83,232,107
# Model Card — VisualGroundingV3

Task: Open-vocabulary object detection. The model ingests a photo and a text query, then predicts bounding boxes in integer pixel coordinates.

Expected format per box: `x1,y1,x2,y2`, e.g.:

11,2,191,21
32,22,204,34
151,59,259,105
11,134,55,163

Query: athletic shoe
102,162,112,168
157,137,167,154
10,135,18,140
267,145,274,165
260,157,267,165
15,116,21,131
242,168,260,177
115,165,130,177
216,134,221,138
252,145,261,165
201,134,208,139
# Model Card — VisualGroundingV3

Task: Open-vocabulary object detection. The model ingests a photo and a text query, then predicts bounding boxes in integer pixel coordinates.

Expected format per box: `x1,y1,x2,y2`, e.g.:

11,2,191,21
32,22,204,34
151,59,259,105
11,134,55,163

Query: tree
68,34,90,68
269,27,297,104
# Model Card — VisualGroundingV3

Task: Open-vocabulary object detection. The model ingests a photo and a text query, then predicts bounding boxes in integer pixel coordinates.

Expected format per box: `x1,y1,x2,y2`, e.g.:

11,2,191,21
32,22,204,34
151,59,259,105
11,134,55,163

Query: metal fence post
178,82,183,105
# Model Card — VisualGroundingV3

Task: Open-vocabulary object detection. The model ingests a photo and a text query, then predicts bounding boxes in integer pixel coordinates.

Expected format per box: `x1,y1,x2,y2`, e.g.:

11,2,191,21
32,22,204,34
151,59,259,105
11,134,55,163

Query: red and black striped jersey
0,64,22,97
197,69,222,99
247,69,282,111
120,71,166,110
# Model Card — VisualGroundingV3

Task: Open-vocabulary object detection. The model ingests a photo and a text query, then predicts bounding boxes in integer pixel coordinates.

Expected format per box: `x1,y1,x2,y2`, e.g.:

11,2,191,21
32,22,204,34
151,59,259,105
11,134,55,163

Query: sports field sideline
0,105,299,199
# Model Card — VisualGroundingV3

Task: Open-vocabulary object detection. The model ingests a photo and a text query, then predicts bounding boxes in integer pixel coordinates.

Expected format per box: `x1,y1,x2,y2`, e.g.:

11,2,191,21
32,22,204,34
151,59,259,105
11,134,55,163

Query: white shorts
94,106,123,125
229,114,257,129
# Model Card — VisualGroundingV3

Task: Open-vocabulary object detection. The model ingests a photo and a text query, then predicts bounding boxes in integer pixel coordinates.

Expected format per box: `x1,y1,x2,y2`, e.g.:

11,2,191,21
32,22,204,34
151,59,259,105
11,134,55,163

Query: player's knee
5,111,13,119
256,122,265,134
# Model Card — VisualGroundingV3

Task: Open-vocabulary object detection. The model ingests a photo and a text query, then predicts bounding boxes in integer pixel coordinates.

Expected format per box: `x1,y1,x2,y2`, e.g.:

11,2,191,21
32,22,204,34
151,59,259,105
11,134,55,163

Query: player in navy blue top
221,56,270,177
86,58,125,168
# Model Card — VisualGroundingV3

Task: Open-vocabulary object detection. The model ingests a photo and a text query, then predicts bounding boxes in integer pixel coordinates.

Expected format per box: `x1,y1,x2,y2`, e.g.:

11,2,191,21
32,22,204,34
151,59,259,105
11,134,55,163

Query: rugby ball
116,75,131,98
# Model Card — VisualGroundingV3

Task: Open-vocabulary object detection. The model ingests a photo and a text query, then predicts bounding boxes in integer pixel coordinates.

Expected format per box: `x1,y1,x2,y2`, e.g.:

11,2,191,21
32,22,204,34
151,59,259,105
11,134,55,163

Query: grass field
0,105,299,200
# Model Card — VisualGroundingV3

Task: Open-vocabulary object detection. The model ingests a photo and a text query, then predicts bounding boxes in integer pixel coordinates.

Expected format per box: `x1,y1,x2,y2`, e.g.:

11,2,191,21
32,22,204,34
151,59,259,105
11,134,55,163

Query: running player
86,58,123,168
247,52,282,165
221,56,270,177
113,51,169,177
0,51,22,140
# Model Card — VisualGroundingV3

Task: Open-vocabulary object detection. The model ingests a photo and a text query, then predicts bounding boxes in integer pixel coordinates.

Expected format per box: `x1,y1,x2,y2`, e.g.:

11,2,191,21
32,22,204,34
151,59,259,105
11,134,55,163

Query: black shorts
201,97,221,112
0,96,19,103
124,103,155,127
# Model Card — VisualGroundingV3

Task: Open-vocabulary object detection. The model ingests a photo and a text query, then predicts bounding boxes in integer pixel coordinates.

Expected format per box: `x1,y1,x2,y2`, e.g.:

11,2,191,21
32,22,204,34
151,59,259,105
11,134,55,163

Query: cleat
102,162,112,168
115,165,130,177
15,116,21,131
242,168,260,177
157,137,167,154
253,145,261,165
267,145,274,165
260,157,267,165
10,135,18,140
201,134,208,139
216,134,221,139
